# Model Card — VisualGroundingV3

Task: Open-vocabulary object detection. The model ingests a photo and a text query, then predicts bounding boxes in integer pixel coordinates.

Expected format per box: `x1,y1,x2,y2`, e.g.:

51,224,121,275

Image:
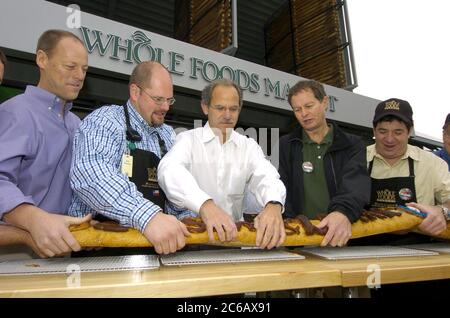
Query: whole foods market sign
1,0,380,127
79,27,290,103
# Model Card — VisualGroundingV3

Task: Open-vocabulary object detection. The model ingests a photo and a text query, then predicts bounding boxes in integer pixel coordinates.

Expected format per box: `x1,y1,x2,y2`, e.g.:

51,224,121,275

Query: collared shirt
434,148,450,171
367,144,450,205
158,122,286,221
0,86,80,218
68,101,191,232
301,125,333,218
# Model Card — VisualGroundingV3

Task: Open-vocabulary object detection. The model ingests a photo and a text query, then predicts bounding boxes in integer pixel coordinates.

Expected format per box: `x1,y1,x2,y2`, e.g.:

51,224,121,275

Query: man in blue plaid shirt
68,61,191,255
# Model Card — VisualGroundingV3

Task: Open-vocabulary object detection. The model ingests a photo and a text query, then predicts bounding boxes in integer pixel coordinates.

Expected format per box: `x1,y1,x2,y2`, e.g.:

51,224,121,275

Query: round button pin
302,161,314,173
399,188,413,201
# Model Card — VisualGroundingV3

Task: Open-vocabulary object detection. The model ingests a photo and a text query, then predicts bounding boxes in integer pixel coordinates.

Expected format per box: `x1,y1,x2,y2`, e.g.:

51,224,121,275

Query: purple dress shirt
0,86,80,218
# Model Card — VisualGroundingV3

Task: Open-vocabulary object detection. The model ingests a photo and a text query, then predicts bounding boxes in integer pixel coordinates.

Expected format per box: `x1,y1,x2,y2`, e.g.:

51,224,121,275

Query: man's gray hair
201,79,243,108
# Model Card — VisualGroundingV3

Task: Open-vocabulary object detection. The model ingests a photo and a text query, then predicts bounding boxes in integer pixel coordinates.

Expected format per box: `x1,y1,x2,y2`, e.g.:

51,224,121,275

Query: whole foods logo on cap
384,100,400,110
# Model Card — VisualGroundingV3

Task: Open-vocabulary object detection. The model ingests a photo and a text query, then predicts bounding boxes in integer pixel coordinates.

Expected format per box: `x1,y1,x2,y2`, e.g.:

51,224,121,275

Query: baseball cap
373,98,413,126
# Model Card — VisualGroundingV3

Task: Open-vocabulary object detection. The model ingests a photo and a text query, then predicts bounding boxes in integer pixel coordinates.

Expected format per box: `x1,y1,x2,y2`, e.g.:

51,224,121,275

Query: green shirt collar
302,125,334,145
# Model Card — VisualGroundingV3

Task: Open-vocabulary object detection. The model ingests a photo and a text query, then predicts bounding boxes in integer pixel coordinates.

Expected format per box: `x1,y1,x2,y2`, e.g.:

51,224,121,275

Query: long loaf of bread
70,208,435,247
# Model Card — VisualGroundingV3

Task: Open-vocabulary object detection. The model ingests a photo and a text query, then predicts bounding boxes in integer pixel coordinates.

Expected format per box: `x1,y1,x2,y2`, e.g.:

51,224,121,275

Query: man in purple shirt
0,30,90,258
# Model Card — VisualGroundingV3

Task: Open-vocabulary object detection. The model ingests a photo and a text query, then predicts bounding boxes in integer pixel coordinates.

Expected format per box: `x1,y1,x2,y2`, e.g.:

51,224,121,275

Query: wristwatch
441,205,450,221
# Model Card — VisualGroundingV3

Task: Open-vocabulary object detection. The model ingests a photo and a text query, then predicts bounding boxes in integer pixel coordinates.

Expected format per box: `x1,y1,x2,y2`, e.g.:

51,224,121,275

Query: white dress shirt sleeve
158,131,212,213
245,138,286,211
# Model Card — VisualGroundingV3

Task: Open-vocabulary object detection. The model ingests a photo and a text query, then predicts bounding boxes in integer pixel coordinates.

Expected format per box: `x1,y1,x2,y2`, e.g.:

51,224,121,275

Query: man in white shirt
158,79,286,249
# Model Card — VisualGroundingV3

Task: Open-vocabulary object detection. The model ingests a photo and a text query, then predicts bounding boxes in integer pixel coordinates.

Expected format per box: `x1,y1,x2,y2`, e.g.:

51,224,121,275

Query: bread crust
70,208,435,247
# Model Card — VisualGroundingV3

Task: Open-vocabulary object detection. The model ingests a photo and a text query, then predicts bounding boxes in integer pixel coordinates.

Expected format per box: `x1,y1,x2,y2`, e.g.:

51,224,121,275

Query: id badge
121,154,133,177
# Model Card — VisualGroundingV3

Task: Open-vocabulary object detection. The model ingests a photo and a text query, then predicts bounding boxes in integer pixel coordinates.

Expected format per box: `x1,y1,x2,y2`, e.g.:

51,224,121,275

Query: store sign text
79,27,290,101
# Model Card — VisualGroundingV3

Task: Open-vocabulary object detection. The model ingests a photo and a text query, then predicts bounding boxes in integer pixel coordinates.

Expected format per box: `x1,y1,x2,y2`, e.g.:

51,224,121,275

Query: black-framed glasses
137,85,176,106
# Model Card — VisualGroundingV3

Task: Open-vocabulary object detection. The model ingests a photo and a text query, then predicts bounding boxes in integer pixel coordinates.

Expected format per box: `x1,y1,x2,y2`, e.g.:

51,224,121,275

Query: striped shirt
68,101,193,232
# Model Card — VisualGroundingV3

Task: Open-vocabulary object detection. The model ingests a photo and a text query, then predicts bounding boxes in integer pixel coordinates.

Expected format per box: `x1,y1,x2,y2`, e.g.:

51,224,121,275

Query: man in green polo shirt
279,80,370,247
301,125,334,218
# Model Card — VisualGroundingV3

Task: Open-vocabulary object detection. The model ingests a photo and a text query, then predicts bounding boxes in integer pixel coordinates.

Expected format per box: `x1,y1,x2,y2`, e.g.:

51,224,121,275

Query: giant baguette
70,208,427,247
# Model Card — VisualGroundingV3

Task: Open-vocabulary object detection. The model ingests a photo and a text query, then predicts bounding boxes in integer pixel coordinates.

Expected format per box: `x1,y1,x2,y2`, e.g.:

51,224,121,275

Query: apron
351,157,429,246
368,157,417,208
122,103,167,209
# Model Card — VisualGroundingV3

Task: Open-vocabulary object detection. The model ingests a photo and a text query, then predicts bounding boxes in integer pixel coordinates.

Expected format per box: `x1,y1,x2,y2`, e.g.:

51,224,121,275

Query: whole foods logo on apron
376,189,396,204
143,167,158,187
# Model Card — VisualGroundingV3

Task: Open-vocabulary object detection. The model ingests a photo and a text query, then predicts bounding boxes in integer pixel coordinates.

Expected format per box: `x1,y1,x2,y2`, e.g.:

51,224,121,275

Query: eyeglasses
137,85,176,106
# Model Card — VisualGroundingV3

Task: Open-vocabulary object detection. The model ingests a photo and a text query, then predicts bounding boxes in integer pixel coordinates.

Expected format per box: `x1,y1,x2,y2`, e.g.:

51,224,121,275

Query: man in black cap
367,98,449,239
362,99,450,299
434,113,450,170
